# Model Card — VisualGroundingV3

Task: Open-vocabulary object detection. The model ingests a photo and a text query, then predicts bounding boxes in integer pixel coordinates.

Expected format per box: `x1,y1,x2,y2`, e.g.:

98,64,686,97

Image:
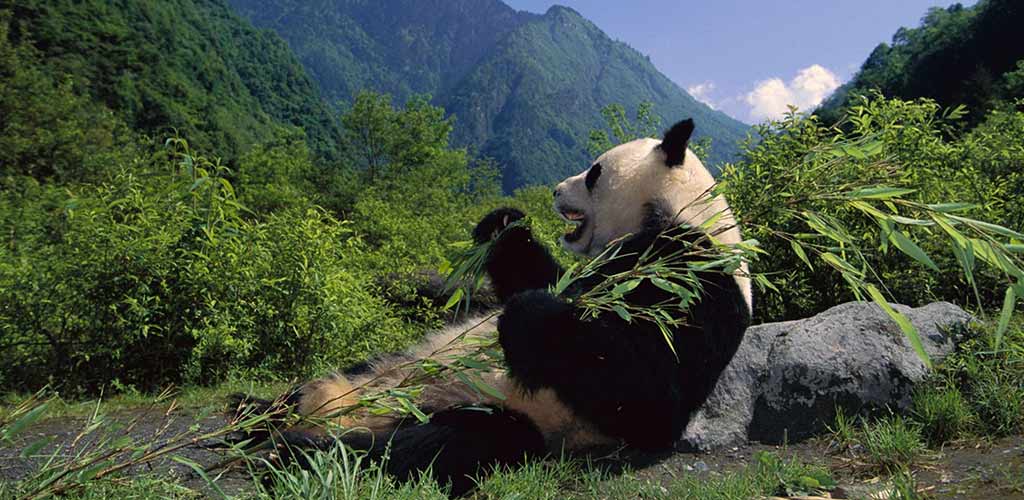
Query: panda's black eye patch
585,163,602,192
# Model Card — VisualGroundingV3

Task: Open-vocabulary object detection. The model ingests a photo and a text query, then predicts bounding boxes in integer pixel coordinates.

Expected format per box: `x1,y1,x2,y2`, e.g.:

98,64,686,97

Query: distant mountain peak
544,4,584,18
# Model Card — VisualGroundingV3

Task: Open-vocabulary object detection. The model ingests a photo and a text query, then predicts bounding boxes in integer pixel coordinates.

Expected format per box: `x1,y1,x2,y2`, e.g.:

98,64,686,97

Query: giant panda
233,118,752,496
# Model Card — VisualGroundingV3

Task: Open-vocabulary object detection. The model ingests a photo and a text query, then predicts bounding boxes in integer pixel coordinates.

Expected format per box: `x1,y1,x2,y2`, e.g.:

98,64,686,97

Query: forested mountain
1,0,343,160
227,0,749,191
817,0,1023,125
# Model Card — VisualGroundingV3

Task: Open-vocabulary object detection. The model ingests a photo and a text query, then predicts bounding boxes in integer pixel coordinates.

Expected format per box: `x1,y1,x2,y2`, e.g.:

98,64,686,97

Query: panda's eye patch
585,163,602,192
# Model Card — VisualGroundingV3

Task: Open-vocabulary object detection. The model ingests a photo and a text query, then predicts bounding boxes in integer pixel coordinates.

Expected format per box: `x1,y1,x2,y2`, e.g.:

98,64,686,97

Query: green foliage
1,0,342,160
0,17,135,183
818,0,1024,126
0,141,421,394
722,96,1024,323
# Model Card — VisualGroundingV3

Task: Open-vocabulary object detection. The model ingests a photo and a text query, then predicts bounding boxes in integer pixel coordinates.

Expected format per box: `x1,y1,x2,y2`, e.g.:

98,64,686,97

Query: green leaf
19,436,53,459
845,187,917,200
927,202,976,213
866,284,931,369
994,287,1016,349
468,375,506,401
2,400,50,441
443,288,464,311
553,263,579,295
611,279,642,296
398,398,430,423
949,215,1024,240
612,305,632,323
888,230,939,271
457,357,489,370
77,461,111,482
849,200,889,219
790,240,813,270
821,252,861,276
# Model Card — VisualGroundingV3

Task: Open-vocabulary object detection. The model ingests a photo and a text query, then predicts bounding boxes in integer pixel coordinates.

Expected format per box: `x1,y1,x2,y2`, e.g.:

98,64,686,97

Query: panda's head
554,118,737,257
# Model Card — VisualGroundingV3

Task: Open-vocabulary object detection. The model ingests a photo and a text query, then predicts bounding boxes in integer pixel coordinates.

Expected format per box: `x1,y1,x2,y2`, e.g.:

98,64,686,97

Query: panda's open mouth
558,207,588,243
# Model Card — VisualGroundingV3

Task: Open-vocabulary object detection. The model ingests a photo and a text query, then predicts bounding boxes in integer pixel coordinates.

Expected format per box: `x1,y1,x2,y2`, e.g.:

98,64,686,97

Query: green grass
861,416,926,472
911,385,973,445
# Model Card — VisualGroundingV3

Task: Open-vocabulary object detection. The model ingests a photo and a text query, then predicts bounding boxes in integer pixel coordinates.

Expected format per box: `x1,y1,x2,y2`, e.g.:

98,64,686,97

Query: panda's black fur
232,119,751,496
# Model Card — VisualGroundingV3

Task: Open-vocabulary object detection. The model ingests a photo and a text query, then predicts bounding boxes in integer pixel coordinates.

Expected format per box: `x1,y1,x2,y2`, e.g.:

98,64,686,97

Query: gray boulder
682,301,972,450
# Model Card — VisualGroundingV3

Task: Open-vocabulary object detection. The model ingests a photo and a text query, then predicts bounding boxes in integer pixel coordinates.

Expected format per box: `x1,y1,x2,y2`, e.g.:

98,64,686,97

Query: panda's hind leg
229,373,361,443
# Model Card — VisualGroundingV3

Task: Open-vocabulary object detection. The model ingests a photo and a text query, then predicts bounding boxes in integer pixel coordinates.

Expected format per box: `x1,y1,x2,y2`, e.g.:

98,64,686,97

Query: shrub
721,96,1022,323
0,143,418,394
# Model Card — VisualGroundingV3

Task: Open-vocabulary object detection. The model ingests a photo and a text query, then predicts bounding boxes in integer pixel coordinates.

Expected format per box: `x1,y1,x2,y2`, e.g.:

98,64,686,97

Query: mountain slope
227,0,749,191
1,0,343,159
228,0,538,106
442,6,748,190
818,0,1023,125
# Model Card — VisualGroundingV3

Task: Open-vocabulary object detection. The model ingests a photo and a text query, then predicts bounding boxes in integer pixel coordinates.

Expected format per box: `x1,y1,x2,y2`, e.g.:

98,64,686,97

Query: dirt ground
2,410,1022,499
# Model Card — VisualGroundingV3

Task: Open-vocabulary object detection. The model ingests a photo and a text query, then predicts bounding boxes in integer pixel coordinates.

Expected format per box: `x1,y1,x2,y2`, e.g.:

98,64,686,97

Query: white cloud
744,64,841,122
686,81,717,109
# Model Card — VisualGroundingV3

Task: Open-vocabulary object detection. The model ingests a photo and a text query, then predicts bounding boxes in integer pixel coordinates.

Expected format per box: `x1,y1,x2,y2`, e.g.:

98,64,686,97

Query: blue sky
503,0,977,123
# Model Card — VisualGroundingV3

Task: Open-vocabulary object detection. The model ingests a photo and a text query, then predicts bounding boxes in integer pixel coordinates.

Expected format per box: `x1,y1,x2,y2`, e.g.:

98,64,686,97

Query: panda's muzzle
557,206,588,242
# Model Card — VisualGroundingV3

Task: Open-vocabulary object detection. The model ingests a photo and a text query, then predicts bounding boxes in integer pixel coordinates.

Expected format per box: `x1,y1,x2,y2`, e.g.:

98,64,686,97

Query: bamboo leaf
443,288,464,311
888,230,939,271
821,252,861,276
612,305,632,323
790,240,814,270
849,200,889,219
611,279,642,296
2,400,50,441
949,215,1024,240
866,284,931,369
927,202,976,213
468,376,506,401
553,263,579,295
994,287,1016,349
457,357,489,370
845,187,917,200
398,397,430,423
19,436,53,459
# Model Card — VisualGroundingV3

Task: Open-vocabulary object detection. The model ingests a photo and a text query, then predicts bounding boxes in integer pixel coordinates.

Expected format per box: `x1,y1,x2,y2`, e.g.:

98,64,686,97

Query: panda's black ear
658,118,694,167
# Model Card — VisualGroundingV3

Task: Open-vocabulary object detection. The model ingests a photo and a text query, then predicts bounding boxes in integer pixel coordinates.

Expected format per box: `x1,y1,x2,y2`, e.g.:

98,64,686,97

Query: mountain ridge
227,0,749,191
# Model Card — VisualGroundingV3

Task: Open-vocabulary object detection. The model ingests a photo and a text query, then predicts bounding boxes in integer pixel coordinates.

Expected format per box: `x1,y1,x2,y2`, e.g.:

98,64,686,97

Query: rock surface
682,301,972,450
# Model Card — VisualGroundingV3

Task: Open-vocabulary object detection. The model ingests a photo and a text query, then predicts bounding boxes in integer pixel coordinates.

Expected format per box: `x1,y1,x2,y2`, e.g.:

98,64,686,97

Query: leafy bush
722,96,1023,323
0,142,418,394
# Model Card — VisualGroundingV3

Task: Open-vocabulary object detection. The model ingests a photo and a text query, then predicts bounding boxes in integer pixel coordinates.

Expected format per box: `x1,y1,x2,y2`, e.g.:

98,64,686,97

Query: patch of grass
971,375,1024,437
861,416,926,472
660,451,835,500
473,457,584,499
64,478,201,499
911,385,973,445
886,469,927,500
934,318,1024,439
251,445,448,500
827,406,860,450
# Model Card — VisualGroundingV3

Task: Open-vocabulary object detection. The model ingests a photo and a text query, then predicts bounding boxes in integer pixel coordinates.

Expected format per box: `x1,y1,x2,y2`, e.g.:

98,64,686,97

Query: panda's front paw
473,207,526,244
